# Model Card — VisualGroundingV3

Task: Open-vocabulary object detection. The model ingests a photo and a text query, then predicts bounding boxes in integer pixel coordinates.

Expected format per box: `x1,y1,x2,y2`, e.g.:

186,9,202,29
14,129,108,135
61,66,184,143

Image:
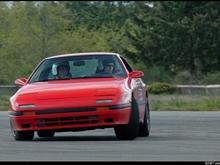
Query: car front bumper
9,103,131,131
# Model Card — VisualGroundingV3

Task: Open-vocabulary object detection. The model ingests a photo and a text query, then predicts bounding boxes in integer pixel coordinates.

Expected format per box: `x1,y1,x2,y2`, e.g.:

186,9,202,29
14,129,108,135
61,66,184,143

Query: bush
174,70,193,84
202,72,220,84
148,82,176,94
132,63,173,84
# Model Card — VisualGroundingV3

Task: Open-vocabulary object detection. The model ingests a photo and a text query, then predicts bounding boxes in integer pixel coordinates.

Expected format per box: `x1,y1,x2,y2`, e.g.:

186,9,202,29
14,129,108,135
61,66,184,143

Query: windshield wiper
31,79,52,83
69,75,116,79
32,78,71,83
93,75,116,78
33,75,117,83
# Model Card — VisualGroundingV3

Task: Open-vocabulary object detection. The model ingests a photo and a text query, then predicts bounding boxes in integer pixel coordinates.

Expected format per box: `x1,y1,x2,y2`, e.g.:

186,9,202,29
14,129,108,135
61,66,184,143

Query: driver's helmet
57,63,70,73
52,61,70,76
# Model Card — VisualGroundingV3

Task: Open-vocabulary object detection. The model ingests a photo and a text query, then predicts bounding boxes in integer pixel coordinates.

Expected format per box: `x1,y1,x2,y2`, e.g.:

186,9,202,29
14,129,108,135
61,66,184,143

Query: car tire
37,130,55,138
13,131,34,141
139,102,150,137
114,97,140,140
10,120,34,141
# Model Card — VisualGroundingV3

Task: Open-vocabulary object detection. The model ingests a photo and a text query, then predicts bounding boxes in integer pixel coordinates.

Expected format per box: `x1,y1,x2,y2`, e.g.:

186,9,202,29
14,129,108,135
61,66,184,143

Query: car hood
13,78,129,110
18,78,126,98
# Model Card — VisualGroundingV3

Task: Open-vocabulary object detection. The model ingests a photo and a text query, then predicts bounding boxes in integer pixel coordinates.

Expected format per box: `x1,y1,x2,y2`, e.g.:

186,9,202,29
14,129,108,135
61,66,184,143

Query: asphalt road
0,111,220,161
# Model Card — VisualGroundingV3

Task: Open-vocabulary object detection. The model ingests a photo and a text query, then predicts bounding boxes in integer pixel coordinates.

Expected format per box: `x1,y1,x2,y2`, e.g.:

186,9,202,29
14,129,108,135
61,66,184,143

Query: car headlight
19,104,36,109
96,99,112,104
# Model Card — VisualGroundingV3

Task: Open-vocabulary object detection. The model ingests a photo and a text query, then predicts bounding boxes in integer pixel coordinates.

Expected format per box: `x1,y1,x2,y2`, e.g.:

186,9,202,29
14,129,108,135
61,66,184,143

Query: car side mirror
129,70,144,78
15,77,28,87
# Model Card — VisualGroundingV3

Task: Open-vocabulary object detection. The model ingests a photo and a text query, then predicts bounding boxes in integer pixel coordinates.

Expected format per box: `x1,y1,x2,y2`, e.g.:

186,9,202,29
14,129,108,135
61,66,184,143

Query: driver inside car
103,59,115,74
96,59,115,75
56,63,71,79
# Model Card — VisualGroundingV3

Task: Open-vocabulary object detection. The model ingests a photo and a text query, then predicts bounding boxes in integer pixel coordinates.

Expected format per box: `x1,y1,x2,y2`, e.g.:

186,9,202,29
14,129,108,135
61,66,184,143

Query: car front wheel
139,102,150,137
114,97,140,140
10,120,34,141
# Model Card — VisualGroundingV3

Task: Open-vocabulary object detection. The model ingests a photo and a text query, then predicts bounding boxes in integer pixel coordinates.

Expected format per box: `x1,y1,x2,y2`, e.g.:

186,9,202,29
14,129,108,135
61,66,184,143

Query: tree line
0,1,219,84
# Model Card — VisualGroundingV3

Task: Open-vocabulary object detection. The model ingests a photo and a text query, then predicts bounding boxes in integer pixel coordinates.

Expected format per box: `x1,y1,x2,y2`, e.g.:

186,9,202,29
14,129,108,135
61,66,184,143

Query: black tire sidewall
114,97,140,140
139,102,150,136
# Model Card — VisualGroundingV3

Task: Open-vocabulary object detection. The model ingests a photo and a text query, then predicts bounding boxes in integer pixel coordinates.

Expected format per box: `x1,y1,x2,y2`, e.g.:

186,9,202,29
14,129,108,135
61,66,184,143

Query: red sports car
9,52,150,141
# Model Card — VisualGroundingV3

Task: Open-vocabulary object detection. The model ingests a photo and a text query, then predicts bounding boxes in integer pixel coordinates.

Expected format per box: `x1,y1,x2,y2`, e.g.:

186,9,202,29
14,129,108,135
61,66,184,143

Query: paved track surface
0,111,220,161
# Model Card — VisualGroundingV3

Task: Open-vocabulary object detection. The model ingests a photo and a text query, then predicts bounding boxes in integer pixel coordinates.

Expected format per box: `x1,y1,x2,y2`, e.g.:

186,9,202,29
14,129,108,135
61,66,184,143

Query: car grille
36,116,98,127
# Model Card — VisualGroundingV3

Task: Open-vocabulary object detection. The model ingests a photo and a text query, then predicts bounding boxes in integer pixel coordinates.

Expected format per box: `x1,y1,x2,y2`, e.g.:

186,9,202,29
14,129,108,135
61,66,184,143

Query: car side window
120,56,133,73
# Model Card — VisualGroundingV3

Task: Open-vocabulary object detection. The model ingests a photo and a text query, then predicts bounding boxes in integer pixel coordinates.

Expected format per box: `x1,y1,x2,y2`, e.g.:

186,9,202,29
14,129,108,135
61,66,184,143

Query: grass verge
0,94,11,111
149,94,220,111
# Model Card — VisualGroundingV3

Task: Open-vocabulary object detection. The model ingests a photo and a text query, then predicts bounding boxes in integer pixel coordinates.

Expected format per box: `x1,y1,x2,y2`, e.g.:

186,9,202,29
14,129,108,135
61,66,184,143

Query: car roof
45,52,120,60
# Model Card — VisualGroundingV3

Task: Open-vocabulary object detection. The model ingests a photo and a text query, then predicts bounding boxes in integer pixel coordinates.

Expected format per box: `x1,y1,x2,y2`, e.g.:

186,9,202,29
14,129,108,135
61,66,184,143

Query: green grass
149,94,220,111
0,94,11,111
0,89,15,111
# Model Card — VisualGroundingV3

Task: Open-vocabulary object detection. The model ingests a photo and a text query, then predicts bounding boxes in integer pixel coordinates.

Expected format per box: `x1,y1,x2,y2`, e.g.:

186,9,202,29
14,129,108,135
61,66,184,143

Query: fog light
23,112,35,116
96,107,109,111
22,123,31,128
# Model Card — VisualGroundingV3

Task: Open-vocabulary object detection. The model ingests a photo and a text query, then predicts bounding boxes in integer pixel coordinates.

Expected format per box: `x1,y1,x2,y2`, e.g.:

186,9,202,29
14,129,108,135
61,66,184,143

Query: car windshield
28,54,127,83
